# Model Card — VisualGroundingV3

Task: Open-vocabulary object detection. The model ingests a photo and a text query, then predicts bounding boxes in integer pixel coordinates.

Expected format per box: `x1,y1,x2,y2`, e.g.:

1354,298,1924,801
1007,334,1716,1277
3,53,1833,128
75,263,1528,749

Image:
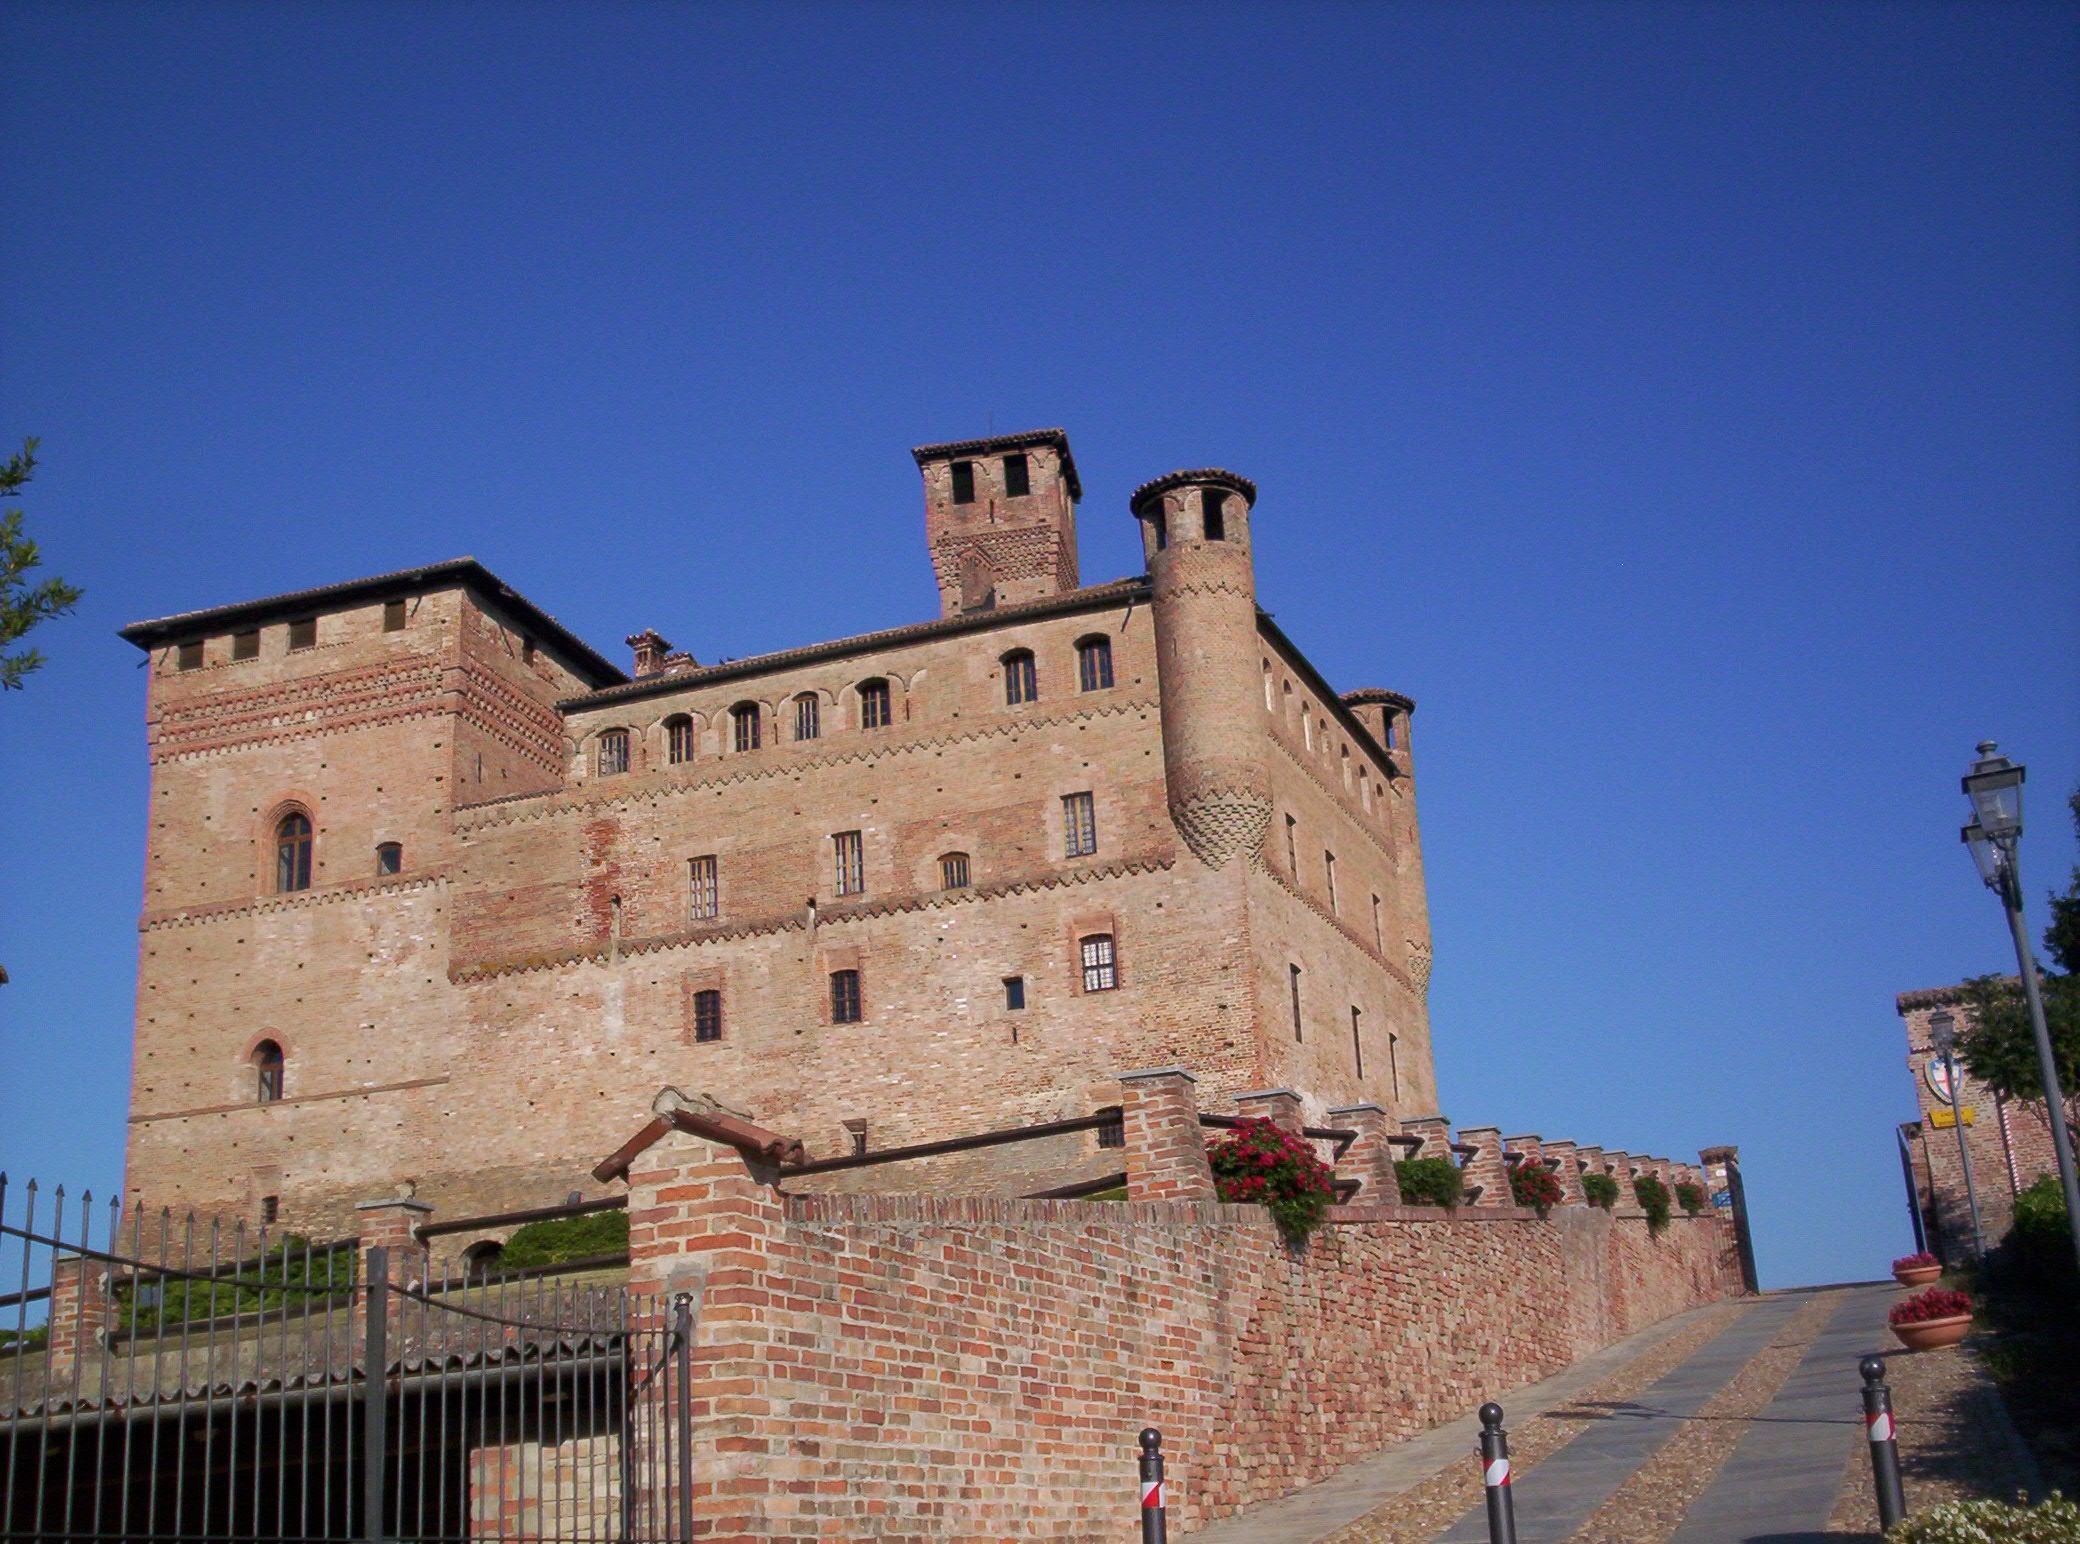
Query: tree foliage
0,439,83,690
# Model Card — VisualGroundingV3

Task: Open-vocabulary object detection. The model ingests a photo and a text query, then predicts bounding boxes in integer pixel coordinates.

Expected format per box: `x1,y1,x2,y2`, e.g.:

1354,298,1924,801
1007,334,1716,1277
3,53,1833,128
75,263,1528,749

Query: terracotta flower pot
1890,1312,1971,1351
1892,1264,1942,1287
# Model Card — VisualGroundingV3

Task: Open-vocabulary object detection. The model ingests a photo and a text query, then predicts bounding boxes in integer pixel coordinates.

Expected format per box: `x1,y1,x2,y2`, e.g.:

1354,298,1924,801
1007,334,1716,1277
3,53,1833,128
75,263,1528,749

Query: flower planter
1890,1312,1971,1352
1892,1264,1942,1288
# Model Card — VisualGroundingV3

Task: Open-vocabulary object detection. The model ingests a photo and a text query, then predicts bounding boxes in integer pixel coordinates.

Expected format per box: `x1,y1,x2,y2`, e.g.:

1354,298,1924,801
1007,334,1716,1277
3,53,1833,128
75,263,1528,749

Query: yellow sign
1929,1107,1976,1129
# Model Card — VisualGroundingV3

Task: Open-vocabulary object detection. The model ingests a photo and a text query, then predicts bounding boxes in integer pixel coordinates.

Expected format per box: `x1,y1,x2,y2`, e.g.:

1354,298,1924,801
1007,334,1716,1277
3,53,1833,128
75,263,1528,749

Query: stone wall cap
356,1196,435,1214
1232,1087,1300,1103
1325,1102,1387,1116
1118,1066,1198,1084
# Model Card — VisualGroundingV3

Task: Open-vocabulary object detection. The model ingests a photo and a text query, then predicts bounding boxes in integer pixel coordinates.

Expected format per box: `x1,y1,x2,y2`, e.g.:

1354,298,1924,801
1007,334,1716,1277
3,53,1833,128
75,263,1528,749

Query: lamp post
1926,1007,1984,1260
1959,742,2080,1276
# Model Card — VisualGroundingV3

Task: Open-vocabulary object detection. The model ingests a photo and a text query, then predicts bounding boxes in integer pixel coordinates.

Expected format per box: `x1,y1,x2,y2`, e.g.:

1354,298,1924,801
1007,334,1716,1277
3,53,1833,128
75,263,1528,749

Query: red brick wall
626,1127,1742,1542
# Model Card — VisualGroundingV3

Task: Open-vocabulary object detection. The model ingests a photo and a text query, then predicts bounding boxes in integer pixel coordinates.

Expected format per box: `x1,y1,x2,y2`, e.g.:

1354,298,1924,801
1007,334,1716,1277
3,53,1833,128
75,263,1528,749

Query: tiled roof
1129,467,1258,512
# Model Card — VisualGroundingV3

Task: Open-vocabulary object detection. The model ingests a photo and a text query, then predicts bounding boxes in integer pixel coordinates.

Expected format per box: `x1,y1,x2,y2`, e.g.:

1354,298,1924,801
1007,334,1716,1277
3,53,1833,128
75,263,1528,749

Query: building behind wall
1895,980,2064,1255
118,428,1438,1231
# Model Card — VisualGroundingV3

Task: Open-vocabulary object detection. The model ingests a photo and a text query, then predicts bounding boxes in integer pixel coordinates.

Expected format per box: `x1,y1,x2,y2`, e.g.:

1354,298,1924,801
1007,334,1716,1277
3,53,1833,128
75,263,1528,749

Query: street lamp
1925,1007,1984,1260
1958,742,2080,1276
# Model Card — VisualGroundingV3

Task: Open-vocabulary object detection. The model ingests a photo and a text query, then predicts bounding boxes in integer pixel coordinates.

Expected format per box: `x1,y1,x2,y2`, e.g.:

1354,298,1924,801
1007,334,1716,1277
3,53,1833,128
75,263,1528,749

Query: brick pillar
1400,1114,1452,1161
1120,1067,1215,1201
1326,1103,1402,1205
356,1195,433,1279
1234,1087,1304,1132
1457,1125,1509,1208
1541,1140,1586,1205
45,1252,111,1385
1575,1145,1606,1183
1605,1152,1635,1206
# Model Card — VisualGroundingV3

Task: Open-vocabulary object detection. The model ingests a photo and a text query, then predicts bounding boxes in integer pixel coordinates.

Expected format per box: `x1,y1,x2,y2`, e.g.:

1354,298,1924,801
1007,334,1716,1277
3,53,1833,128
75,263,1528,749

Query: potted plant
1206,1117,1339,1243
1393,1155,1465,1210
1889,1286,1972,1351
1890,1250,1942,1287
1581,1172,1620,1210
1674,1180,1708,1217
1508,1163,1564,1217
1633,1174,1673,1235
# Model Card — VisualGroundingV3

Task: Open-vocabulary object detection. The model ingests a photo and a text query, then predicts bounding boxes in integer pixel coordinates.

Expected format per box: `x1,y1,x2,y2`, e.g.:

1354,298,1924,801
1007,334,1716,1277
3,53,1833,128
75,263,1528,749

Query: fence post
362,1245,389,1543
1478,1403,1518,1544
674,1292,696,1544
1859,1355,1907,1529
1138,1428,1167,1543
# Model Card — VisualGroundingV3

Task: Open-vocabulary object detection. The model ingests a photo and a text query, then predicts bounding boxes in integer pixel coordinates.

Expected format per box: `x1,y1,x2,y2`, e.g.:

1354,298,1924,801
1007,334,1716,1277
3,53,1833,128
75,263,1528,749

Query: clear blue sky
2,1,2074,1291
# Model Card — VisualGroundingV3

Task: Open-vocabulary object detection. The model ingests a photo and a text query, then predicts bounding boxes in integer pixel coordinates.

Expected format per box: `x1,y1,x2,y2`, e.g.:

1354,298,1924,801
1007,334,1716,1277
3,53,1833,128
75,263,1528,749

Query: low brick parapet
1120,1067,1216,1201
1326,1103,1402,1206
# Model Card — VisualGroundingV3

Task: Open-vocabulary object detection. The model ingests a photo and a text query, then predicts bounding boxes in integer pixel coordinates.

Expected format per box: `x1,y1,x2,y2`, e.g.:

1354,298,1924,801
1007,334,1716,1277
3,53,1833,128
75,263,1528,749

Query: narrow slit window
375,842,403,876
275,813,313,893
1077,636,1114,692
1350,1005,1365,1080
692,989,723,1043
254,1040,285,1103
1383,712,1398,750
940,852,970,889
597,729,630,776
177,640,205,671
666,715,695,765
1080,934,1118,992
834,830,864,896
1324,850,1338,913
383,599,408,632
950,461,976,504
689,855,719,920
1288,963,1303,1042
830,969,863,1023
731,703,761,752
521,638,537,663
1202,489,1227,541
1003,650,1037,705
1003,976,1026,1011
1151,507,1168,550
1370,894,1383,951
233,629,260,660
1003,453,1030,497
288,617,317,651
858,679,891,729
794,693,821,741
1063,792,1097,858
1389,1033,1401,1100
1284,813,1298,875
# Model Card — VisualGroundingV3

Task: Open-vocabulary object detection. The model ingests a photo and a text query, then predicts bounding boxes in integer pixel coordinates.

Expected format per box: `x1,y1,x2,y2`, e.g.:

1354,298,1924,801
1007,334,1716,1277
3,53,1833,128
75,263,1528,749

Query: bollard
1478,1403,1519,1544
1860,1355,1907,1530
1138,1427,1168,1544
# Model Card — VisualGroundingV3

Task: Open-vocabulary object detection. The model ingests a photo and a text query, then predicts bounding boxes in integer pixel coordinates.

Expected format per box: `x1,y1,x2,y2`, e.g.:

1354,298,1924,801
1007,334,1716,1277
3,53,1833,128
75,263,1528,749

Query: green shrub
1674,1181,1708,1216
112,1236,354,1333
1887,1493,2080,1543
497,1209,631,1270
1395,1156,1464,1209
1582,1172,1620,1210
1633,1174,1672,1234
1206,1118,1340,1242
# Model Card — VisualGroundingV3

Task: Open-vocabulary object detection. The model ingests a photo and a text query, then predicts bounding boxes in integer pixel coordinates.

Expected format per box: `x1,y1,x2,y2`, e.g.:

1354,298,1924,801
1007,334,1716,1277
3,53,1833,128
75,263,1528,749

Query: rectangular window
950,461,976,504
1077,638,1114,692
794,695,820,741
940,852,970,889
1371,895,1383,951
1202,488,1227,541
1004,453,1030,497
845,1119,869,1155
260,1195,279,1226
1063,792,1097,858
1383,712,1398,749
1004,652,1037,705
288,617,317,651
830,969,863,1023
667,717,695,764
859,680,891,729
689,856,719,920
383,598,407,632
1289,963,1303,1042
692,988,723,1043
732,706,760,752
1096,1107,1125,1148
1003,975,1026,1010
233,628,259,660
1324,851,1338,914
597,730,630,776
1351,1005,1364,1080
1080,934,1118,992
375,842,403,876
1284,814,1298,875
177,640,204,671
521,637,536,663
834,831,864,896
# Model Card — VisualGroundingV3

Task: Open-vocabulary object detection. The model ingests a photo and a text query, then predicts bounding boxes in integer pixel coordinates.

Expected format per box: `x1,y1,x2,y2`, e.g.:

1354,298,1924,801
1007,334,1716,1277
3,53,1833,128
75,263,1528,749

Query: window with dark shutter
177,641,205,671
692,989,723,1043
1004,453,1030,497
375,842,402,876
233,629,260,660
1003,976,1026,1010
383,599,408,631
951,461,976,504
288,618,317,651
1202,489,1227,541
830,969,863,1023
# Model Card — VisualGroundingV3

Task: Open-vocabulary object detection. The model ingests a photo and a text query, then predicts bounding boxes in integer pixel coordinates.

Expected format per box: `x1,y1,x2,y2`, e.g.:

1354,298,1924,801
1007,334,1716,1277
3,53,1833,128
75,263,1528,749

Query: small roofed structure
592,1087,807,1183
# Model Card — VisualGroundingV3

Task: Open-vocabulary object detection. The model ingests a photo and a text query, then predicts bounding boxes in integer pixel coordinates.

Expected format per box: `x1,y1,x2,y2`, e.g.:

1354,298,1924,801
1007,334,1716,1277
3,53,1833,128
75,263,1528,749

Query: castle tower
913,429,1082,617
1134,468,1272,868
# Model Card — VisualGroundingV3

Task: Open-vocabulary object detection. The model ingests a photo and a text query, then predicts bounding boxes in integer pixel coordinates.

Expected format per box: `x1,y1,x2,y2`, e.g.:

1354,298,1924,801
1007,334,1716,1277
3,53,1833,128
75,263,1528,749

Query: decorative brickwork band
1170,791,1274,869
1540,1141,1586,1206
1234,1088,1305,1133
1457,1126,1509,1209
1326,1104,1402,1206
1120,1068,1215,1202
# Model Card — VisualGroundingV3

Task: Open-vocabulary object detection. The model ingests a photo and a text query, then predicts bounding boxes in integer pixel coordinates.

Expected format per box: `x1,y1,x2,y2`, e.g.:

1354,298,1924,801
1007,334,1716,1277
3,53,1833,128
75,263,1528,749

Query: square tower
914,429,1083,616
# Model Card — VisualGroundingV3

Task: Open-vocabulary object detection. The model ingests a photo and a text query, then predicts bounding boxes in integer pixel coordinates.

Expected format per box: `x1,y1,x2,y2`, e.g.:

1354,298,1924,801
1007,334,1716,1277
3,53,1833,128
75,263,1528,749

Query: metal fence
1,1177,692,1542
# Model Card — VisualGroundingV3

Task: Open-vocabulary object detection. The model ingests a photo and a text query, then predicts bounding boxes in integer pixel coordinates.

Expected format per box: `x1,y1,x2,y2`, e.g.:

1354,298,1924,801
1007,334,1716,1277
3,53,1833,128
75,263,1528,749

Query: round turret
1135,469,1272,868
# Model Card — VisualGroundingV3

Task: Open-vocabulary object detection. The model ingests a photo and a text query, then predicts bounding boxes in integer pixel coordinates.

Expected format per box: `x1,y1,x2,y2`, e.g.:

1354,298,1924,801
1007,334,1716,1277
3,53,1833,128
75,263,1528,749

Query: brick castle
119,429,1438,1229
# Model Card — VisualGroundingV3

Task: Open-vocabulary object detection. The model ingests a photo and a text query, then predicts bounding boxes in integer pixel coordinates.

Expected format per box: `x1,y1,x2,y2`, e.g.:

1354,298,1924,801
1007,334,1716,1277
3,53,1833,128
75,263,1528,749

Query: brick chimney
626,630,672,678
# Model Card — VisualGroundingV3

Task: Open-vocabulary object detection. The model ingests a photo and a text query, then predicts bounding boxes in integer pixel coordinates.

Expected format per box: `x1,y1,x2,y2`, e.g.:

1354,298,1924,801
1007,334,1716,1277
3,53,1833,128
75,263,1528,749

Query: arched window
1079,934,1118,993
1340,745,1352,787
253,1040,285,1103
463,1240,505,1279
1002,650,1037,706
1076,636,1113,693
731,703,761,752
375,842,403,876
939,852,971,889
664,715,695,765
1301,709,1314,752
1263,661,1275,711
857,679,891,730
597,729,630,776
275,813,312,893
793,693,821,742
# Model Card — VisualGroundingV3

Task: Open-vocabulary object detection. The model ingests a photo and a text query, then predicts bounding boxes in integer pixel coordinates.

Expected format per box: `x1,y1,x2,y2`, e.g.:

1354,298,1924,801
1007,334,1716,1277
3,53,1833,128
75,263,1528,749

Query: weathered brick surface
623,1127,1743,1542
